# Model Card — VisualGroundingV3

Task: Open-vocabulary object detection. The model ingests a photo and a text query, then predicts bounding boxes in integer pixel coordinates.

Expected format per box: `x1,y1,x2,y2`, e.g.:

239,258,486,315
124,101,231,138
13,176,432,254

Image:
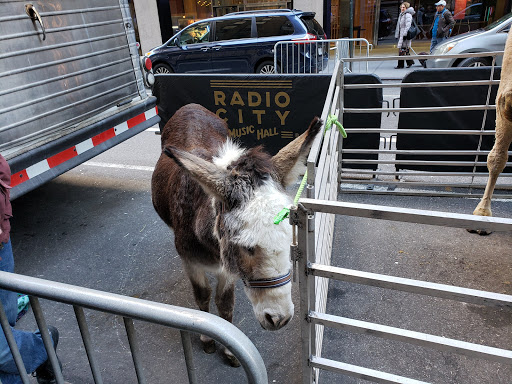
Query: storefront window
170,0,213,33
336,0,509,46
212,0,290,16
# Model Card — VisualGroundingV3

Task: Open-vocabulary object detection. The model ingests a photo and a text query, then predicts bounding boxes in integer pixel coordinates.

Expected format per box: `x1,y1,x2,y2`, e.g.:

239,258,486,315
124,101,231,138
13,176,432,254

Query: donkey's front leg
184,263,216,354
215,272,240,367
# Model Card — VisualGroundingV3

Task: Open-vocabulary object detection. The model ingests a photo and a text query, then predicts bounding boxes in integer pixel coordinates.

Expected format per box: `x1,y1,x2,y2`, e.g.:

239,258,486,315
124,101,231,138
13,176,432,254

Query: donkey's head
164,117,322,330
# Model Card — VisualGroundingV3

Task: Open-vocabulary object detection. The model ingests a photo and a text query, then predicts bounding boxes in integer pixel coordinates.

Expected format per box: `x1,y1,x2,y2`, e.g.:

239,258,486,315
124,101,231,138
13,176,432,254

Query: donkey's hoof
202,340,216,354
224,352,241,368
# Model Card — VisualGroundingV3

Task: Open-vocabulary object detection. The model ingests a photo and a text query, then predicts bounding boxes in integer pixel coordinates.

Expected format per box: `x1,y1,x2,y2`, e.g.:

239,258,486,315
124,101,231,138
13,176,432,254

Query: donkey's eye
246,246,255,255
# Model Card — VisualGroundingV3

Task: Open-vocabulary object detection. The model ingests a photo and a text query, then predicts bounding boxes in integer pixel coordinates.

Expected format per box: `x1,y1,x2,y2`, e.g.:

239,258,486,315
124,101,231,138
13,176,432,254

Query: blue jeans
0,239,48,384
430,35,447,54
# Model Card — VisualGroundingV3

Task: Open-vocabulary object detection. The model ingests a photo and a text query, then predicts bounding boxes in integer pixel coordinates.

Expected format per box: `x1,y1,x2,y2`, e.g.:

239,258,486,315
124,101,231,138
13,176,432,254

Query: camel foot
469,204,493,235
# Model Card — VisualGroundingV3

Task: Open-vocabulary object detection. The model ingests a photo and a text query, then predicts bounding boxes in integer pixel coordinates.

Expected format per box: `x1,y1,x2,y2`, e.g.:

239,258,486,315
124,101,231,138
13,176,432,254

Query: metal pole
30,296,65,384
338,63,345,187
349,0,354,71
0,300,30,383
294,206,313,384
180,330,198,384
123,317,147,384
73,306,104,384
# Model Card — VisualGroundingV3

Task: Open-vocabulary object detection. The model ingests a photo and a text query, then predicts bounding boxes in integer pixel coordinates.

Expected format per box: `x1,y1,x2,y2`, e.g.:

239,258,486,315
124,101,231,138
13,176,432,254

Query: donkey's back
151,104,226,260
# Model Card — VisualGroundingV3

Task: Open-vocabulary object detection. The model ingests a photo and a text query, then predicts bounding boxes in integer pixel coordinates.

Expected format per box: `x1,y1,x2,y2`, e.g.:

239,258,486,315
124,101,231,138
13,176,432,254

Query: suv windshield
484,12,512,31
300,16,325,37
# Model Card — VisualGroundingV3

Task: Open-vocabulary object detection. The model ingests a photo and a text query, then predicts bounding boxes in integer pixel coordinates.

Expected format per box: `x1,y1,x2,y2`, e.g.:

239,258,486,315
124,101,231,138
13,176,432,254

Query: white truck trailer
0,0,158,199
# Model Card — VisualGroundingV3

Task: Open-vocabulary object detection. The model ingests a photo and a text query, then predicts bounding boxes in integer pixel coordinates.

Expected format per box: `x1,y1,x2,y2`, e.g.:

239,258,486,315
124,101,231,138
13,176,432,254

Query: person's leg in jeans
0,240,48,383
430,36,438,53
430,35,446,54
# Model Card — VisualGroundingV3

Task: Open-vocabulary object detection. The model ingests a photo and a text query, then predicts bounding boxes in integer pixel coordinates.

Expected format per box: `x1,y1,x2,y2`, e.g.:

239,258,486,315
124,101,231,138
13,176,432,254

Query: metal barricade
273,38,372,75
292,198,512,384
291,56,512,383
0,272,267,384
336,51,512,197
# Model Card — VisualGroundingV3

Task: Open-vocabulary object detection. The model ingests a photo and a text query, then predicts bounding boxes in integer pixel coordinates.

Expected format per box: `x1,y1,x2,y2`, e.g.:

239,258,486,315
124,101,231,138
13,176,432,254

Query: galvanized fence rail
337,51,512,197
294,56,512,383
294,60,343,383
273,38,372,75
0,271,267,384
292,198,512,384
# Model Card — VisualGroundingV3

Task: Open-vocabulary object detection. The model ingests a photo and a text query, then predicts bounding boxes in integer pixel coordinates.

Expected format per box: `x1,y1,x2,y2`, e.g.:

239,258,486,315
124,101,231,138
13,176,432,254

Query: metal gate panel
296,57,512,383
336,52,512,196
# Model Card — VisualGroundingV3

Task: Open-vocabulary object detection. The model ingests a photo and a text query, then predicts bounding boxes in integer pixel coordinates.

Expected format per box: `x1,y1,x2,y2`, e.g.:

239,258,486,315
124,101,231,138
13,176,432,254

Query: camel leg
473,145,508,217
183,262,216,353
474,91,512,218
214,272,240,367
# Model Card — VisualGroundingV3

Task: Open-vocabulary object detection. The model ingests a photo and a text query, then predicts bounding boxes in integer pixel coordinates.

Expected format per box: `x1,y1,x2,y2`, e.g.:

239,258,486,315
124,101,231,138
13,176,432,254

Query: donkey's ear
163,146,227,200
272,117,322,187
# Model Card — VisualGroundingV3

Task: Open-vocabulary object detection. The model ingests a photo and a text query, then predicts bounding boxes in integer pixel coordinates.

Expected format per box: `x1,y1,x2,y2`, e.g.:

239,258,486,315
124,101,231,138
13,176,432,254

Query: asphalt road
8,93,512,383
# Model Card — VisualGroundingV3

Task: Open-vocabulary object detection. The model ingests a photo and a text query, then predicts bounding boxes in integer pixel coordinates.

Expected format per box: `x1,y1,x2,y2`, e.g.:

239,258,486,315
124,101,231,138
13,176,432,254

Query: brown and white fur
151,103,321,364
472,30,512,234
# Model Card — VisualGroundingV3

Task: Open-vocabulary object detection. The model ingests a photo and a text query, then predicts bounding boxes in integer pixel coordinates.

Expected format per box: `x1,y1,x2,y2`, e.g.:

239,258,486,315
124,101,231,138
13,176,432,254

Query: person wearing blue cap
429,0,455,53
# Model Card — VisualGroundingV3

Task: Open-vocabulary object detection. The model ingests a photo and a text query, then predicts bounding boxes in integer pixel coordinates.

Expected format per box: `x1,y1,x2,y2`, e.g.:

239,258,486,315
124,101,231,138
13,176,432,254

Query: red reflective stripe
11,109,152,189
10,170,28,187
127,113,145,129
47,147,77,168
155,106,158,114
92,128,116,146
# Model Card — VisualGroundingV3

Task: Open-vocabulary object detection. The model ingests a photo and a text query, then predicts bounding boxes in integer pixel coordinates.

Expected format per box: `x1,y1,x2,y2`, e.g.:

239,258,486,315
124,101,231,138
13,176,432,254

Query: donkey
151,103,321,365
472,29,512,234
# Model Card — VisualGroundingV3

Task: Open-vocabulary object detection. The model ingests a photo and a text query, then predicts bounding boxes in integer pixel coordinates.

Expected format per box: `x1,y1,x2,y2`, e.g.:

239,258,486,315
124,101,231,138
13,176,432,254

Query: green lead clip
274,207,290,224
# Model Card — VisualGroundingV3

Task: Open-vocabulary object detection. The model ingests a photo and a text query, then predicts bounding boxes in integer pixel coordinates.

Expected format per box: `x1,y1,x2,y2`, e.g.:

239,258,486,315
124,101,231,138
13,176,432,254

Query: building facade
130,0,511,54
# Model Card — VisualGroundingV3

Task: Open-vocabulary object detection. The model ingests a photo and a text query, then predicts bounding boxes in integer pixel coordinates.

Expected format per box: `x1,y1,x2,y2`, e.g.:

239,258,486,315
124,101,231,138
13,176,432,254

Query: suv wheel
256,61,279,74
154,63,173,74
457,57,491,67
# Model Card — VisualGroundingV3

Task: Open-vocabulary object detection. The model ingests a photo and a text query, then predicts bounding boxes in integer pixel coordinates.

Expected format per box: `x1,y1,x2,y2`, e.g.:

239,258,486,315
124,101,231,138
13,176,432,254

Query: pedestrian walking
395,2,415,69
429,0,455,53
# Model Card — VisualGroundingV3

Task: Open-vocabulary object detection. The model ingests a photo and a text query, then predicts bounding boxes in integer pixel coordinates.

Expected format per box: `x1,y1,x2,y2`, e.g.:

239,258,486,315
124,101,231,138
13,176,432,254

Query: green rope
326,114,347,138
273,170,308,225
273,115,347,225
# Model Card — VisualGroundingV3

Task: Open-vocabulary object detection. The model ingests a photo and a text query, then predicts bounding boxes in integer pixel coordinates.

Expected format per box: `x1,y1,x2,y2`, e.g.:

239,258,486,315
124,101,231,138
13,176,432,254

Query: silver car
427,12,512,68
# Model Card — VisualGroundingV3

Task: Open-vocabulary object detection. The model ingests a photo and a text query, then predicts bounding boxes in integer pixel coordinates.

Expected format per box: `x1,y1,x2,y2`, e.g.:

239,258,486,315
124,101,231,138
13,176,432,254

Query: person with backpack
394,2,416,68
429,0,455,53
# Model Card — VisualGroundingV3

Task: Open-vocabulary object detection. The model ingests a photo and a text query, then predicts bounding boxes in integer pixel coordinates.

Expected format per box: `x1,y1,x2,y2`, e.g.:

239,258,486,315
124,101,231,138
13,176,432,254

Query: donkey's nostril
265,313,275,326
280,315,291,328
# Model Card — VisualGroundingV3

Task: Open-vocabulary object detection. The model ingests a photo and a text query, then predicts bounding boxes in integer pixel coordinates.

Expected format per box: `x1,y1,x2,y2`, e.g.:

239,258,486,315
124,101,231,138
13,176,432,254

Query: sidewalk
360,41,431,80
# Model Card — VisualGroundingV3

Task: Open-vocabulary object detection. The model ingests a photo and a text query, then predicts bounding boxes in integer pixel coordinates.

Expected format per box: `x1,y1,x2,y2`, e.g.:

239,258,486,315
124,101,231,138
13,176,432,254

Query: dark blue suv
146,9,327,74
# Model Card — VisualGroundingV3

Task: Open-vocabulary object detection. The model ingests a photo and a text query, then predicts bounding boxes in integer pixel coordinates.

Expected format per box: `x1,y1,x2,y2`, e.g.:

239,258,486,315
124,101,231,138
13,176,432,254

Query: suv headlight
438,41,458,55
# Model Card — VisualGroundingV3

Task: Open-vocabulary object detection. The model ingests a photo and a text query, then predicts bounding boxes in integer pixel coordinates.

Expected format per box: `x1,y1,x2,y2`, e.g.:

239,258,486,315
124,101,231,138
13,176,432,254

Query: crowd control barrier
0,272,267,384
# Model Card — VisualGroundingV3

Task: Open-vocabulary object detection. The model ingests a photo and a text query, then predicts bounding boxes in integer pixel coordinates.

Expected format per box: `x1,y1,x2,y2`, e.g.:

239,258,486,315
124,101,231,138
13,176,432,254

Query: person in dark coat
0,154,61,384
429,0,455,53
